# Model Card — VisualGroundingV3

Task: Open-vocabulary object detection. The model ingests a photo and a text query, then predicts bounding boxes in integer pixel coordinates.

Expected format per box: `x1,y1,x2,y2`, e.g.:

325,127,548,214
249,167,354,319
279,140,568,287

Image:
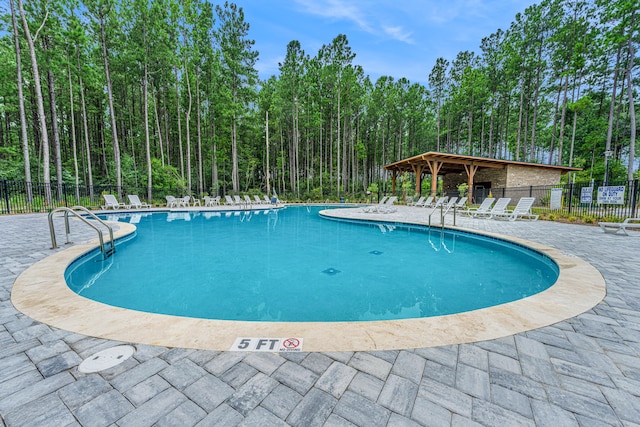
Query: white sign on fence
550,188,563,210
580,187,593,204
597,186,625,205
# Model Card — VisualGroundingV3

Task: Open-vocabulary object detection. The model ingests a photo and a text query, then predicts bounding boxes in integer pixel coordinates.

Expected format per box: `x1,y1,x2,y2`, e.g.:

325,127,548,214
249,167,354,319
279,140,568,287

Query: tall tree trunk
174,67,184,179
67,54,80,202
44,36,63,199
625,13,636,181
144,62,152,201
10,0,32,203
18,0,50,203
98,8,122,198
78,65,94,201
605,47,621,182
195,73,203,196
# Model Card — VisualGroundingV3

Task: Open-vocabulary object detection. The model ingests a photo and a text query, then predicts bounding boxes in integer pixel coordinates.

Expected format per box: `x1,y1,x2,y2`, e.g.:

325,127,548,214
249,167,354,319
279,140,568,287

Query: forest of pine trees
0,0,637,204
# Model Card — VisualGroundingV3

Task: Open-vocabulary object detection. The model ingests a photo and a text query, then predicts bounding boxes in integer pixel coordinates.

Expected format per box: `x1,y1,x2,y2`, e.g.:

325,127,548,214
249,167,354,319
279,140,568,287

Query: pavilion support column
412,164,424,195
391,171,397,195
426,160,443,197
464,163,479,204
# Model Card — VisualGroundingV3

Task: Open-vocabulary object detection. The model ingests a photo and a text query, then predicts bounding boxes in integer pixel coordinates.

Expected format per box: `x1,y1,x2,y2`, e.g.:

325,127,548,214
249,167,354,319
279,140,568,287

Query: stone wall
505,165,562,187
441,165,563,199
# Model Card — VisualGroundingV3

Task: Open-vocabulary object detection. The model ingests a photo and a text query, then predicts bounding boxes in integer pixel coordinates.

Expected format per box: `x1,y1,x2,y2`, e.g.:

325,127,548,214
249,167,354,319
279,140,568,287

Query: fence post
2,180,10,214
632,179,639,217
567,182,573,215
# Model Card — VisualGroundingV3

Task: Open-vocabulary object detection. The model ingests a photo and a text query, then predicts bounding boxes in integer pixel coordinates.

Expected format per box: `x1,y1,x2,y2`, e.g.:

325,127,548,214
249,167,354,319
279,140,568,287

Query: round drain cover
78,345,135,373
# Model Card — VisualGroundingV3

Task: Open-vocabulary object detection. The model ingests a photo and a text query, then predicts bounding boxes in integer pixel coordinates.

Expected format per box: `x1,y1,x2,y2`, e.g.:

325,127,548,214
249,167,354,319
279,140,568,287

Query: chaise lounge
599,218,640,236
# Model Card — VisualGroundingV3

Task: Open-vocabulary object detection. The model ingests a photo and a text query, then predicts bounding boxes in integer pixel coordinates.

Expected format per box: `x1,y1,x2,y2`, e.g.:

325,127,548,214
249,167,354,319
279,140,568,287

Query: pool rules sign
230,337,303,352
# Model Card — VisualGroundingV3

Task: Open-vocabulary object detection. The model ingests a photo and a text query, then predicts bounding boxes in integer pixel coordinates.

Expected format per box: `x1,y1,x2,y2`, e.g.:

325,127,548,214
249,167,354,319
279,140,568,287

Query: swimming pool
65,206,559,322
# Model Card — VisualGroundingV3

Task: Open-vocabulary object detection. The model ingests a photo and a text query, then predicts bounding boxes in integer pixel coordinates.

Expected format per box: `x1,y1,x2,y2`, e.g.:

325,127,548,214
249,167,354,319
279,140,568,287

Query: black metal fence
0,180,184,214
2,178,639,219
472,179,639,219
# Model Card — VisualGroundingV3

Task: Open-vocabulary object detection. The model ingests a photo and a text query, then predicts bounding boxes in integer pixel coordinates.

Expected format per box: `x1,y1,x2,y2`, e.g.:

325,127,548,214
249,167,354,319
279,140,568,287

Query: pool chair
244,195,255,206
127,194,151,209
477,197,511,219
441,197,458,215
224,195,236,205
599,217,640,236
362,196,389,213
425,196,448,209
102,194,128,210
410,196,426,206
233,195,245,206
165,195,178,208
452,197,468,211
415,196,433,208
366,196,398,214
204,196,220,207
175,196,191,208
254,195,267,205
461,197,494,217
493,197,538,221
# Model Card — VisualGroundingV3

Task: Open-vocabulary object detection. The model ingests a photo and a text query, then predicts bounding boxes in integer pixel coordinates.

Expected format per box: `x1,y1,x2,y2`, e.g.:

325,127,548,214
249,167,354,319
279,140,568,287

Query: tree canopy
0,0,637,202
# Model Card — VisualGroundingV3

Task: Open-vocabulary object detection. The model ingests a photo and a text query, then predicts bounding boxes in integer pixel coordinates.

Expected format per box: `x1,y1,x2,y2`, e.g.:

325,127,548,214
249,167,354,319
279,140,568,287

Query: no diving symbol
282,338,300,349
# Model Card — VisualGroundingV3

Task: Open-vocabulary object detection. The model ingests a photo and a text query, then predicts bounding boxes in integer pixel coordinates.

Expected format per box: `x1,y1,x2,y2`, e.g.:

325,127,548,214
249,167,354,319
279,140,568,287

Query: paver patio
1,207,639,426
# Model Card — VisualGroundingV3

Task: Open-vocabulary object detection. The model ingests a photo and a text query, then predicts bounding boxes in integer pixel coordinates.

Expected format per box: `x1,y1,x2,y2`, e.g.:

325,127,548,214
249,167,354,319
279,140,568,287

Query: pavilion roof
383,152,581,175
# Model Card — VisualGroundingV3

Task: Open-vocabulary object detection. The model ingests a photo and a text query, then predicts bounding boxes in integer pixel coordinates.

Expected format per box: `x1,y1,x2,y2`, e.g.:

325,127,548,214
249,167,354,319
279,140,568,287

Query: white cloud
383,26,414,44
294,0,372,32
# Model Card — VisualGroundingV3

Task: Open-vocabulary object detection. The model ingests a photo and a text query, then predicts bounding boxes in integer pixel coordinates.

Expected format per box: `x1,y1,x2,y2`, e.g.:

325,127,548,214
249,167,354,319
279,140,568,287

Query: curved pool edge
11,210,606,352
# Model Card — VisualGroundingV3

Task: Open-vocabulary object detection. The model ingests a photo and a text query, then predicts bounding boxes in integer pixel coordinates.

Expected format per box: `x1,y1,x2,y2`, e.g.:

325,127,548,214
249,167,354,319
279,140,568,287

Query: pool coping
11,209,606,352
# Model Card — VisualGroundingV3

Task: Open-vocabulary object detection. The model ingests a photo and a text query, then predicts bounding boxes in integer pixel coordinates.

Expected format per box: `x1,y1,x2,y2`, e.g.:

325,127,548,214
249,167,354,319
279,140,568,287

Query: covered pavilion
383,151,581,202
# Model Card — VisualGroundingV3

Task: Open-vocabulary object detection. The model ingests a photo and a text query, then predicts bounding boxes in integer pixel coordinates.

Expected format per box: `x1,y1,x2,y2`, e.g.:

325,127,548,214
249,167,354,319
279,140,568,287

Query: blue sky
238,0,538,86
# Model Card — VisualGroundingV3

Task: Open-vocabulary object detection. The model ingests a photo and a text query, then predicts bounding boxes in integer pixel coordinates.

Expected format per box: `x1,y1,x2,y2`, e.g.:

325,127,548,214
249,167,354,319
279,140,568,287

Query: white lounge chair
263,195,273,204
204,196,220,207
233,195,244,206
224,195,236,205
482,197,512,219
362,196,389,213
441,197,458,215
175,196,190,208
127,194,150,209
599,218,640,236
452,197,467,210
165,195,178,208
254,195,265,205
493,197,538,221
410,196,426,207
427,196,448,209
244,195,255,206
102,194,128,210
367,196,398,214
415,196,434,208
461,198,495,217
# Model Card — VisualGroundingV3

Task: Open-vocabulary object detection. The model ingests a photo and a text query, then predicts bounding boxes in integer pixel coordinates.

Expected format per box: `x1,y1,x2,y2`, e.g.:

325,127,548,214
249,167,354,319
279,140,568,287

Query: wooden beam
464,163,479,204
412,164,424,194
426,160,443,196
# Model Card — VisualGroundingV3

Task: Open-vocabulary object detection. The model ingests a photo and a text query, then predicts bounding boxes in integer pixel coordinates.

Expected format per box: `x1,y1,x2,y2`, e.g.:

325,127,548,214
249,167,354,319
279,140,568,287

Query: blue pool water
65,207,559,322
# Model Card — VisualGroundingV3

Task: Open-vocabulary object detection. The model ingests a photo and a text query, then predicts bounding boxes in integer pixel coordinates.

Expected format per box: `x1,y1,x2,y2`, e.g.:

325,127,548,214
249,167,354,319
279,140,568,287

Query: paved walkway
1,209,640,426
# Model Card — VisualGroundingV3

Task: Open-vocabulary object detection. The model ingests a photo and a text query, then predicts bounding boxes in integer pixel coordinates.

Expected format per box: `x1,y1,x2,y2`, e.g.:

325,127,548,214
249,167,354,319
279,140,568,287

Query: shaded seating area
599,218,640,236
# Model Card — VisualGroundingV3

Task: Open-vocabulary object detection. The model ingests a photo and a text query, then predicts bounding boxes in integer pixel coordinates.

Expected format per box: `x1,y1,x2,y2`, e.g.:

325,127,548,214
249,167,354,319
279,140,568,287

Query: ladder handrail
48,206,116,258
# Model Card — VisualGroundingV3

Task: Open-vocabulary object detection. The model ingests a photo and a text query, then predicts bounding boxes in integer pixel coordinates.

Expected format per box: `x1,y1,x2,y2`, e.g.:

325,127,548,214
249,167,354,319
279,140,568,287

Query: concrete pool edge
11,211,606,352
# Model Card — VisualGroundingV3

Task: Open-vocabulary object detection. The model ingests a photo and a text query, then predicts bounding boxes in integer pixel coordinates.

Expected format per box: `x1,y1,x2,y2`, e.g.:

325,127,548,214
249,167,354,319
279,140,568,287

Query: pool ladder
48,206,116,259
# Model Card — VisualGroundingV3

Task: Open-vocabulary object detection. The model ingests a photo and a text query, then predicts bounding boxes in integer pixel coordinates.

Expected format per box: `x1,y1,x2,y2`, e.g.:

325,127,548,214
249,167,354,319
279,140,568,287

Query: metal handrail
48,206,116,258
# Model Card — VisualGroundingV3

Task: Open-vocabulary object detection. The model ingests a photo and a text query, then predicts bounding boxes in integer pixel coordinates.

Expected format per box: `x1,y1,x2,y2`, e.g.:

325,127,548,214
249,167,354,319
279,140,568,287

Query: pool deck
2,206,640,426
